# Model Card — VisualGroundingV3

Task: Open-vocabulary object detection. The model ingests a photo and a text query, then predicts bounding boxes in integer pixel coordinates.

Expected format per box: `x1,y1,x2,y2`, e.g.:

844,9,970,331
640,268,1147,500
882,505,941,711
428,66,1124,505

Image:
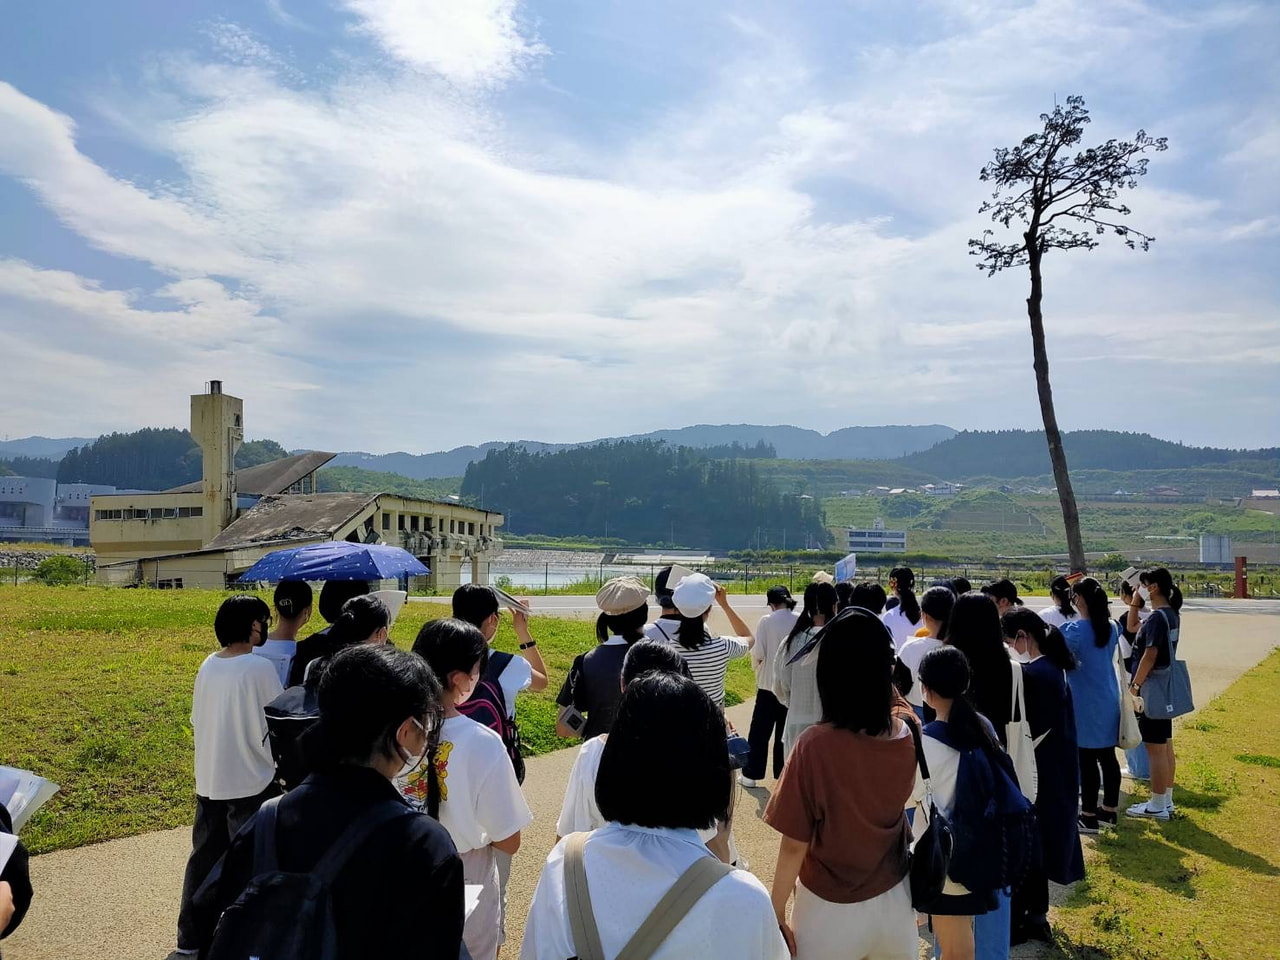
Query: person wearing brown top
764,607,919,960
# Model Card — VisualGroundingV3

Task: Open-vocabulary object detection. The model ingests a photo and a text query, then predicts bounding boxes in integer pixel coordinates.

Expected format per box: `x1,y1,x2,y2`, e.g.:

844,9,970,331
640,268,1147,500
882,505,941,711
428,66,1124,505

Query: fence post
544,563,549,596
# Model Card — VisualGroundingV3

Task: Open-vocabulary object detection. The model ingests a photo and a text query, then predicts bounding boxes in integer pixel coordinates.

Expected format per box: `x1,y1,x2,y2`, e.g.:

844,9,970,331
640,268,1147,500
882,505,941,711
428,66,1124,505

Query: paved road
9,609,1279,960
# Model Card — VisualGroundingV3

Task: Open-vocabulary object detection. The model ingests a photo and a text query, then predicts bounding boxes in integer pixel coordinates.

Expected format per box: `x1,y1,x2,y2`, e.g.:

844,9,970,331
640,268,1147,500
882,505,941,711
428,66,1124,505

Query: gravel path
8,608,1277,960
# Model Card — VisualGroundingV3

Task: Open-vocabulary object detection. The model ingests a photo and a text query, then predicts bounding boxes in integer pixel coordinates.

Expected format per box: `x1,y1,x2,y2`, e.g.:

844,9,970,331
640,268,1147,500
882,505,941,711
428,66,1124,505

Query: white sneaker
737,774,758,788
1125,800,1170,821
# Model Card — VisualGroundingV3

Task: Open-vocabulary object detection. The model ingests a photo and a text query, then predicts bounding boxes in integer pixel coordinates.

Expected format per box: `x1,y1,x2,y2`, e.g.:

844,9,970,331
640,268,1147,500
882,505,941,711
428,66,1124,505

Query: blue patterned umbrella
236,540,429,582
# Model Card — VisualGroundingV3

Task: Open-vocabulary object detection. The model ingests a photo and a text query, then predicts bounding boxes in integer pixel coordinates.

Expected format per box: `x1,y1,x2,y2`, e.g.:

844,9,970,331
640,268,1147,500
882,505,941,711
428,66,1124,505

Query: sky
1,0,1277,454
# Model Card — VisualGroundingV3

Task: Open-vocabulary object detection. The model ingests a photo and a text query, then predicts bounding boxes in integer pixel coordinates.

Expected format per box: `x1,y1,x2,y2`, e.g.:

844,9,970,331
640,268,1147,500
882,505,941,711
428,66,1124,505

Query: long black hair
946,591,1012,731
920,585,956,640
851,581,887,615
1001,608,1076,671
784,581,839,653
891,566,920,624
918,645,1000,752
815,607,896,736
1073,577,1113,648
1049,575,1076,620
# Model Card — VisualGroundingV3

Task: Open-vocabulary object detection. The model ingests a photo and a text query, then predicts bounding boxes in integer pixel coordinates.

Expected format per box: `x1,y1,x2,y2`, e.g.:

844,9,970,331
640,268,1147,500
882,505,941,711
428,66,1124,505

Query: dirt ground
7,606,1277,960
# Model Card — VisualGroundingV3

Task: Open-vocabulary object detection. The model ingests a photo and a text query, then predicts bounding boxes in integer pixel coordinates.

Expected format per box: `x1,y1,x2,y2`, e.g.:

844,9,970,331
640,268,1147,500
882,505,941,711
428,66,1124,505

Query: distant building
847,518,907,553
1252,489,1280,500
92,381,502,590
922,481,958,498
0,476,118,545
1199,534,1233,564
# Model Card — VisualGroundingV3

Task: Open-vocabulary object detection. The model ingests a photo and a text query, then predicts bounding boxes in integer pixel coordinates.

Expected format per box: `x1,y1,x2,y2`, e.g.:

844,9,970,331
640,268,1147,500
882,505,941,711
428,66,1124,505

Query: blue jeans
1125,743,1150,780
973,888,1011,960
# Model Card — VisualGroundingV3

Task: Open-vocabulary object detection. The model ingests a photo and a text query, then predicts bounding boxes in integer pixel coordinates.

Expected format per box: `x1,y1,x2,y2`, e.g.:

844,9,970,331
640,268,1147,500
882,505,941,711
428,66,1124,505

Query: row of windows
380,512,489,538
286,476,315,494
95,506,204,521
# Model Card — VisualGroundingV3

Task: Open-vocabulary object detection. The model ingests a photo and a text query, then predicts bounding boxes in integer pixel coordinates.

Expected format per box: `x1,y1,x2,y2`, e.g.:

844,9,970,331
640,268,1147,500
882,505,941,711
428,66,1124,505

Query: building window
176,506,203,518
156,578,184,590
450,519,456,533
410,516,419,531
382,512,391,530
468,522,475,536
302,475,313,494
398,515,405,530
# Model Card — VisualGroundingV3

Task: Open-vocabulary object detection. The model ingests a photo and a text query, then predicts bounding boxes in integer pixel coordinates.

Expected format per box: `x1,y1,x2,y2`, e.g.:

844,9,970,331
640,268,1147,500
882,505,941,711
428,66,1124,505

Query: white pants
460,845,502,960
793,876,917,960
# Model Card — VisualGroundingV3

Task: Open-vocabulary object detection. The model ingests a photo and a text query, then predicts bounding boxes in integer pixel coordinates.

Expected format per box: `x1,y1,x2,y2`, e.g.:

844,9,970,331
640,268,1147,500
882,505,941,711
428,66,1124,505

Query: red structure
1235,556,1249,599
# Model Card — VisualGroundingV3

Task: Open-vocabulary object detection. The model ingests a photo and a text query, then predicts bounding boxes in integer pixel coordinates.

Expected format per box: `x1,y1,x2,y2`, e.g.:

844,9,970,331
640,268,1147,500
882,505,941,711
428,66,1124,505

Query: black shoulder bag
906,715,953,910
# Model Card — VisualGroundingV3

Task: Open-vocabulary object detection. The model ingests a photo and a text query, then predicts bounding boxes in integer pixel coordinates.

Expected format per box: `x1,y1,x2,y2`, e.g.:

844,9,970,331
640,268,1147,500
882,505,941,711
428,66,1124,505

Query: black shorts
1138,714,1172,744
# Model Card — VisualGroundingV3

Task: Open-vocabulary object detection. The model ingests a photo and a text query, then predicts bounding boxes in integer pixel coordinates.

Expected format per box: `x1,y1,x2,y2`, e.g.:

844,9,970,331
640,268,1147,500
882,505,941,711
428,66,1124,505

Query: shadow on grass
1089,785,1279,900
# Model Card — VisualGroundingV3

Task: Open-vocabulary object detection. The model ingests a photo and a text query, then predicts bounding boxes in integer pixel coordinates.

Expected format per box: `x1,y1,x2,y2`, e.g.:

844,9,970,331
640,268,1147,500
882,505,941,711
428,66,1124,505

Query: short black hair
273,580,313,619
318,580,372,623
214,594,271,647
849,581,887,615
816,606,896,736
412,617,489,686
1140,567,1175,598
653,566,676,607
621,639,691,687
596,672,730,830
981,578,1022,607
950,576,972,595
314,643,442,766
452,583,499,629
835,581,855,610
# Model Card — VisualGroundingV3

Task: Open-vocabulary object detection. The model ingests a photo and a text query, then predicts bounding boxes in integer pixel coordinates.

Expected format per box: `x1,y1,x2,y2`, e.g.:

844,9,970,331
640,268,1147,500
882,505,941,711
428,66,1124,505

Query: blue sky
1,0,1277,453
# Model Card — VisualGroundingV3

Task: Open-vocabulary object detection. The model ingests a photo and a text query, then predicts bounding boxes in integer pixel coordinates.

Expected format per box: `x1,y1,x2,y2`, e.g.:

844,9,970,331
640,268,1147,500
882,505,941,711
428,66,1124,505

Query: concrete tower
190,381,243,543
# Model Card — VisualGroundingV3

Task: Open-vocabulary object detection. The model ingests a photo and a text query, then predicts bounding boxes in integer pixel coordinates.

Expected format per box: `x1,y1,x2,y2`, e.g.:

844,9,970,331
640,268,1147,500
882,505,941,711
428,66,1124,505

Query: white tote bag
1114,645,1142,751
1006,665,1042,802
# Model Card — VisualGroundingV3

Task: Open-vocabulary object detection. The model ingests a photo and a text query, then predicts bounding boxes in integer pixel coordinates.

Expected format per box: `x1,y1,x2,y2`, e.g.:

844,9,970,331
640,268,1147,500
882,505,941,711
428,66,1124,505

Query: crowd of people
145,562,1191,960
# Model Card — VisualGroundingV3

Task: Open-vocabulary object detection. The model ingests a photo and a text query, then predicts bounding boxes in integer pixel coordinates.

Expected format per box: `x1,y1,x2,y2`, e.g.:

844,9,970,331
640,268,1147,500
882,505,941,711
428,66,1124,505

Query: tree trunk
1025,242,1089,574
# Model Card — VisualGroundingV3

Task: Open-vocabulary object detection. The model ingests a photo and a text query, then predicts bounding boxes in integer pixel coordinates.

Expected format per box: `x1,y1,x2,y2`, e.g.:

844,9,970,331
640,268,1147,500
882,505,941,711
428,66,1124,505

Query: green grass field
1052,651,1280,960
0,584,754,854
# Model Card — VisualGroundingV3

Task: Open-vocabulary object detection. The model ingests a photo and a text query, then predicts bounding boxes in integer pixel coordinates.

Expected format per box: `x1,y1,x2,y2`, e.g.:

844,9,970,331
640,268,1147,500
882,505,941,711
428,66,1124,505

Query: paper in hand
0,766,60,833
492,586,531,614
371,589,408,626
0,833,16,875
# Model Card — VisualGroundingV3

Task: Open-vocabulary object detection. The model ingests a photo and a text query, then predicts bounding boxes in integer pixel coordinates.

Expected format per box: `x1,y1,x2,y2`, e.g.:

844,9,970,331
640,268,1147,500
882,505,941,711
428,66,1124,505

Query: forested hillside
901,430,1280,478
56,430,290,489
461,440,829,550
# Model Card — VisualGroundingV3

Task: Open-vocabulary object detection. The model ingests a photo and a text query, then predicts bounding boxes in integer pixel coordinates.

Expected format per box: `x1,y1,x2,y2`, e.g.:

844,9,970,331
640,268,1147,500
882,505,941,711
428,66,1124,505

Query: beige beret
596,576,651,616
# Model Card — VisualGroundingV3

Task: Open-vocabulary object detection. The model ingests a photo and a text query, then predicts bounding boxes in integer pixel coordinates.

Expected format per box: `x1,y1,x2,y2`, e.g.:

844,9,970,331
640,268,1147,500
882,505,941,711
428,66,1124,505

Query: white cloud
0,0,1276,449
340,0,544,86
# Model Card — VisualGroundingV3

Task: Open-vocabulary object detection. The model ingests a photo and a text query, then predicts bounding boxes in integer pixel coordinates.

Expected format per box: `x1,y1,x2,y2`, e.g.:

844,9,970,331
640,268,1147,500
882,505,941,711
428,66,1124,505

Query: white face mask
1013,649,1032,663
1138,586,1150,602
396,718,429,779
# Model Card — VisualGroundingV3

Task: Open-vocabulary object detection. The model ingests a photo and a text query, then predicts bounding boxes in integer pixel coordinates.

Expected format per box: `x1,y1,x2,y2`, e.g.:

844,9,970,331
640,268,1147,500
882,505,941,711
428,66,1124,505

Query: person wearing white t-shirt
1038,576,1079,630
253,579,312,687
524,671,788,960
880,567,923,652
452,584,546,718
397,618,532,960
556,640,692,837
173,595,283,957
740,586,800,787
896,586,956,719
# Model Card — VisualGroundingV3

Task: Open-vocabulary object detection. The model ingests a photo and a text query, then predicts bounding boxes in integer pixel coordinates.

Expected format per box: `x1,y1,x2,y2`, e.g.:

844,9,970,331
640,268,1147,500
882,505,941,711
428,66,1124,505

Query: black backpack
456,650,526,784
264,685,320,791
206,796,415,960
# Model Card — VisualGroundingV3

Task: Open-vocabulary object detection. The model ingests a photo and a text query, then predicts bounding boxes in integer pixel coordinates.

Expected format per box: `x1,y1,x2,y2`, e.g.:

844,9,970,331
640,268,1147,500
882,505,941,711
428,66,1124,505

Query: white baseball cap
672,572,717,618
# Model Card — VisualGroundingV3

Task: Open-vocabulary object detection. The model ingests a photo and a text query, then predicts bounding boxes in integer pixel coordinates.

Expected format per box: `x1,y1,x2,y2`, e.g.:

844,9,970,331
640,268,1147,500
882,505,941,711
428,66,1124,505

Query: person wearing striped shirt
660,573,754,707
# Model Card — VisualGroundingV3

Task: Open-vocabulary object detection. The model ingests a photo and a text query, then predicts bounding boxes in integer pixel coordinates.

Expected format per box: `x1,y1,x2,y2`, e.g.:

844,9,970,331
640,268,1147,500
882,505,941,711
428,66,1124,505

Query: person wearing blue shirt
1061,578,1122,833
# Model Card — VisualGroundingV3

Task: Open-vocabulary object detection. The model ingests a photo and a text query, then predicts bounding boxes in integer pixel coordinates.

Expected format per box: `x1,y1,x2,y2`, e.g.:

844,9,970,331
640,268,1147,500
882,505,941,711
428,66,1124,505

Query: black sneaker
1097,809,1118,829
1078,813,1099,835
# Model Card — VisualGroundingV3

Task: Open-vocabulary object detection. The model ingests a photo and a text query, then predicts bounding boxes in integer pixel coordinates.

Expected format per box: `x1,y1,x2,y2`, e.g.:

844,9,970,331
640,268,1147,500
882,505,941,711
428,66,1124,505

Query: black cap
766,585,793,606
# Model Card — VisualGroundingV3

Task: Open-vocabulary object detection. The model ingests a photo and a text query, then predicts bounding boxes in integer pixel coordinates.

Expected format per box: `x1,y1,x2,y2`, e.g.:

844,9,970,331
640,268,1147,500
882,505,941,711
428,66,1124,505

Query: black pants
1079,746,1121,812
744,688,788,780
175,784,279,949
1011,856,1049,928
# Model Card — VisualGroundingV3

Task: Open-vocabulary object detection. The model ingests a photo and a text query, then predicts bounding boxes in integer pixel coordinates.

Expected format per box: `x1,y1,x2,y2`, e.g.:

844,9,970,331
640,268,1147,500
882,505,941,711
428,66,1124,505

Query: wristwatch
520,641,537,650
